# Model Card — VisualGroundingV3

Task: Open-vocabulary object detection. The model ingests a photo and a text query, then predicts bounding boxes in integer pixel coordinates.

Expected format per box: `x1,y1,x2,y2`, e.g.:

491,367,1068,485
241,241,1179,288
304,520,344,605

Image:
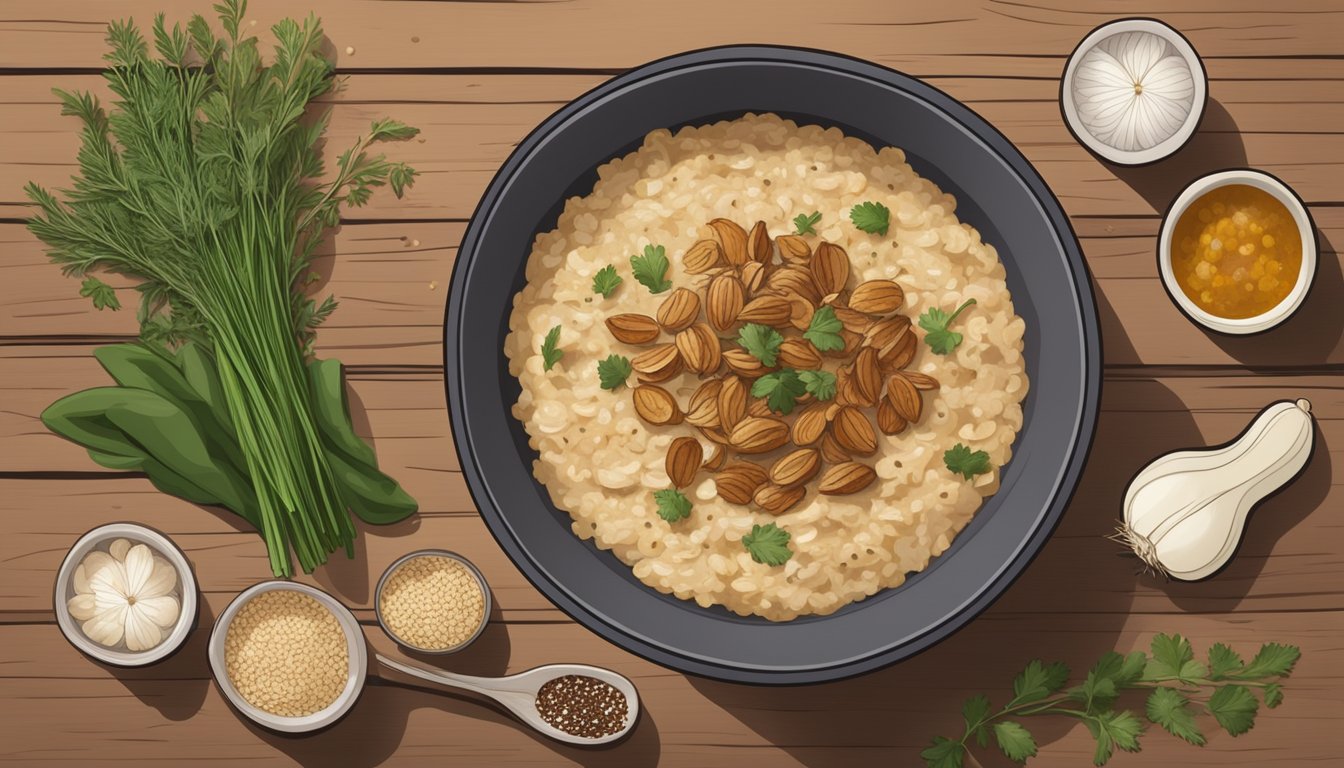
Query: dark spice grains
534,674,629,739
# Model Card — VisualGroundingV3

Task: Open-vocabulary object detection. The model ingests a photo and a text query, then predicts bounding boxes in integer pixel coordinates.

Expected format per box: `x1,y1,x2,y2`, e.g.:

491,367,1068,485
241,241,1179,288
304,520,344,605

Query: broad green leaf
1009,660,1070,706
920,736,965,768
1208,685,1258,736
1145,634,1195,679
1241,643,1301,679
1208,643,1244,680
1087,710,1143,766
1145,687,1205,746
993,721,1037,762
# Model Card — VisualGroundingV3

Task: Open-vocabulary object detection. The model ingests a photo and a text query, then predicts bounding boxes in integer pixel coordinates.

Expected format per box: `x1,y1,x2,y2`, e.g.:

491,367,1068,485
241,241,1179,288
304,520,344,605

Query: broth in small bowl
1160,170,1317,334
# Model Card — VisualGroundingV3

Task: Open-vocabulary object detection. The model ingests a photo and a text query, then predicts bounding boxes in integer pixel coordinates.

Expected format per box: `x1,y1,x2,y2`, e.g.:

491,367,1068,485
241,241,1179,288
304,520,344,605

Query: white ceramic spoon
375,653,640,746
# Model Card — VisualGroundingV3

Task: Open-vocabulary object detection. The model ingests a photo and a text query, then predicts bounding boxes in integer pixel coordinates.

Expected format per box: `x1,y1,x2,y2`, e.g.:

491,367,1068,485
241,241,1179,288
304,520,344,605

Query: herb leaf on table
922,635,1301,767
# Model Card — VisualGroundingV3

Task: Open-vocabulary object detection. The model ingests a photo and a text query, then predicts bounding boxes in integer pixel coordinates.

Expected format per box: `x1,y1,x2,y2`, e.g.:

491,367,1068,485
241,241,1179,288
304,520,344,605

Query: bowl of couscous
208,581,367,733
375,550,492,654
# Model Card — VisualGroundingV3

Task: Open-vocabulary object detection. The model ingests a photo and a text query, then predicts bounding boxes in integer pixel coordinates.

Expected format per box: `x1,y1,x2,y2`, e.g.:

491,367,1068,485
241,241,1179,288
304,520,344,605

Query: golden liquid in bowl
1170,184,1303,319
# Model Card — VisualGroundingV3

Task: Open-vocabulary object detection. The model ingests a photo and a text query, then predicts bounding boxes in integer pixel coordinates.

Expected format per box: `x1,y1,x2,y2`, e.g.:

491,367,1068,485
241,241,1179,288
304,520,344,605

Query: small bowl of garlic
53,522,197,667
1061,18,1207,165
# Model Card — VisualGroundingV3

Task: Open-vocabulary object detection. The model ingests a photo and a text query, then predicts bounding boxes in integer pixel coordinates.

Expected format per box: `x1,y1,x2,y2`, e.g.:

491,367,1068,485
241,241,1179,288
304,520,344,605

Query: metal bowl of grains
208,581,368,734
375,549,492,654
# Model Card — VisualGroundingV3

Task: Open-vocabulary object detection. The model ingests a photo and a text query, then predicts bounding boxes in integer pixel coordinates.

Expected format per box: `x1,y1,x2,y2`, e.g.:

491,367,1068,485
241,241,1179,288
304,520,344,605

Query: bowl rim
445,44,1102,684
53,521,198,667
1157,168,1319,335
207,580,368,734
374,549,493,654
1060,17,1208,167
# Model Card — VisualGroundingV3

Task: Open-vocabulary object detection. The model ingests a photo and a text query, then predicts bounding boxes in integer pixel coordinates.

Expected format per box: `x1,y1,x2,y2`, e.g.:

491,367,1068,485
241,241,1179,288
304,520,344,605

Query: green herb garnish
79,276,121,311
944,443,991,480
540,325,563,371
798,369,837,401
923,635,1301,767
751,369,807,415
591,265,622,298
737,323,784,367
803,305,845,352
596,354,632,390
654,488,692,522
849,201,891,235
920,298,977,355
793,211,822,235
742,522,792,566
630,244,671,293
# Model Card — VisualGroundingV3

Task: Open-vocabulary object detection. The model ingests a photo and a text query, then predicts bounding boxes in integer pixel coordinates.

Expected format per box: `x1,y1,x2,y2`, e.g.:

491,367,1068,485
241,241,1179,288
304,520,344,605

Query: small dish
208,581,368,734
1159,169,1317,335
1061,18,1207,166
375,549,492,654
54,522,197,667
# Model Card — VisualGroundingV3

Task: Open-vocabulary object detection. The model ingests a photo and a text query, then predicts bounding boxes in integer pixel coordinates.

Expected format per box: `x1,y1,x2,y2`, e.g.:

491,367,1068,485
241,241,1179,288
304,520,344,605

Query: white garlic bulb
1072,31,1195,152
67,539,181,651
1115,400,1314,581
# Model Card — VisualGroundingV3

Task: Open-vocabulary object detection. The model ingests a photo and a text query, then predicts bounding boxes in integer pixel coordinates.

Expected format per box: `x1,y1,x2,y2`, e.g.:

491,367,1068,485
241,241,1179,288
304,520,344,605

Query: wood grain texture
1,1,1340,766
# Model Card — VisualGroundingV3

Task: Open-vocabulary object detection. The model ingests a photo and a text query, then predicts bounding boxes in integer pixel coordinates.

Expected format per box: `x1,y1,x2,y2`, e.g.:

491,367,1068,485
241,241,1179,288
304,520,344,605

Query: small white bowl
208,581,368,734
374,549,492,654
1159,169,1317,335
54,522,198,667
1061,18,1207,165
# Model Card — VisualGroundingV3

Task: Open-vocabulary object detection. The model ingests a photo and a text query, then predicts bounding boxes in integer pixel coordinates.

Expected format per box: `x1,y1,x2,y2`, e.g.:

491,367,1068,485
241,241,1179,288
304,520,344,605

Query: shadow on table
1108,98,1247,216
108,600,214,721
686,291,1207,767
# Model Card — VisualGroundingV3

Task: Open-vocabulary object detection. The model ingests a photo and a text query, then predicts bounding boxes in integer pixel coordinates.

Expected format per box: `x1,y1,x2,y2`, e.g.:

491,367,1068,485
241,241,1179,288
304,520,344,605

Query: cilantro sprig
592,264,622,298
654,488,692,522
630,244,671,293
752,368,836,414
920,298,977,355
798,369,836,401
849,201,891,235
742,522,792,566
80,276,121,311
793,211,822,235
596,354,632,390
923,635,1300,768
738,323,784,367
944,443,990,480
803,305,845,352
540,325,563,371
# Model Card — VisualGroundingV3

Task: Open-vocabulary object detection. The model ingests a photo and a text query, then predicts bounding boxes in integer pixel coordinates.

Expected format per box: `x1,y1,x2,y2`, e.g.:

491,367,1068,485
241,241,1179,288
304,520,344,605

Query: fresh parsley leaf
79,276,121,311
596,354,632,390
962,695,992,748
1208,643,1244,680
920,736,966,768
752,369,807,415
738,323,784,367
369,117,420,141
920,298,977,355
993,721,1037,763
1073,669,1119,715
742,523,791,566
592,265,622,298
1087,710,1143,766
803,305,845,352
1263,683,1284,709
1009,660,1071,707
793,210,822,235
799,369,837,401
630,244,671,293
1146,688,1206,746
1208,684,1258,736
944,443,991,480
1147,634,1204,682
1240,642,1300,679
654,488,692,523
849,201,891,235
540,325,563,371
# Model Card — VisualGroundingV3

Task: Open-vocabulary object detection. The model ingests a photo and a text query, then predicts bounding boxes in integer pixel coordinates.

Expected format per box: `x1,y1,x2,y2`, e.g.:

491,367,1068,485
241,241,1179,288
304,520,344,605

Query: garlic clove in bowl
1116,399,1314,580
1062,18,1207,165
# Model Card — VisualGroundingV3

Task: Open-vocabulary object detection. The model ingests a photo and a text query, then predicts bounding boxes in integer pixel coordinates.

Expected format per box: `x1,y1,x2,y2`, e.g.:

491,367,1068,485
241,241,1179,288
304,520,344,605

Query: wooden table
1,2,1339,765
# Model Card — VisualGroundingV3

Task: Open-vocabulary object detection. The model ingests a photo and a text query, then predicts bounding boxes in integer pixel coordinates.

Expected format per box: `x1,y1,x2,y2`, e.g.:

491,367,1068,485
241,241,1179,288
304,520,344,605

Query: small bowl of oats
375,550,492,654
208,581,367,733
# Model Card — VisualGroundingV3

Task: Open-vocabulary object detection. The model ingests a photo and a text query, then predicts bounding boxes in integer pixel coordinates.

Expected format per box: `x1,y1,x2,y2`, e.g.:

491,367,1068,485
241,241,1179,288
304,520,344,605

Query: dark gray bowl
444,46,1101,685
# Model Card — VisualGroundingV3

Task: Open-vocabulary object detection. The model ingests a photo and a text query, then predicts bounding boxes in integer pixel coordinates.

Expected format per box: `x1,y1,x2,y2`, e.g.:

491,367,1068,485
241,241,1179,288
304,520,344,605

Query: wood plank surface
1,1,1340,766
